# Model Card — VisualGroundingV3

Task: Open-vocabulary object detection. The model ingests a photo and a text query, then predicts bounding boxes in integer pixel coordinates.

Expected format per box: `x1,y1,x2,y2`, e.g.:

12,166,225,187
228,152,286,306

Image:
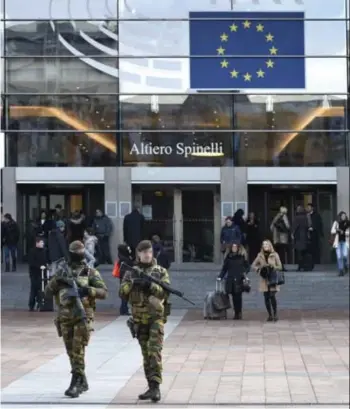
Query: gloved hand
133,278,151,290
78,287,90,298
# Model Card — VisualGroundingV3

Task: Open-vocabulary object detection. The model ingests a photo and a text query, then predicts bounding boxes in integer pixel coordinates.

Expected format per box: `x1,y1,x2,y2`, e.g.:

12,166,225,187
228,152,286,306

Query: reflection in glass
6,130,116,167
121,94,233,130
5,21,118,57
6,57,118,94
235,131,347,166
7,95,118,132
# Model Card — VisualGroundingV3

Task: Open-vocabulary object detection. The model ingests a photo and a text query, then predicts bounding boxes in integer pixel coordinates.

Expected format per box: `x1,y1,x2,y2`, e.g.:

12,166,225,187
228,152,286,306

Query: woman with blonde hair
252,240,282,322
270,206,290,272
217,241,249,320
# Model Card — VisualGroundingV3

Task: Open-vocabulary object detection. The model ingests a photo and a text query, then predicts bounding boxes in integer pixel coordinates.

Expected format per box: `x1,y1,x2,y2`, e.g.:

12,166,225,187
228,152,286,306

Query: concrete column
213,192,221,264
220,167,248,216
2,168,17,218
173,188,182,264
104,167,132,261
337,167,350,215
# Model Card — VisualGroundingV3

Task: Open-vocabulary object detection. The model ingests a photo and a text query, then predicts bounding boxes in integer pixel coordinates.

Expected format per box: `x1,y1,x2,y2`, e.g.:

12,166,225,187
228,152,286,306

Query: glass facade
1,0,349,166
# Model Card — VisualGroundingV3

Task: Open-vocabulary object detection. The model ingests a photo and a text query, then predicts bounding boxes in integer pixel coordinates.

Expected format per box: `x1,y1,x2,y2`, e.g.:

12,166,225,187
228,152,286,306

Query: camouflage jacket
119,260,170,323
45,261,108,323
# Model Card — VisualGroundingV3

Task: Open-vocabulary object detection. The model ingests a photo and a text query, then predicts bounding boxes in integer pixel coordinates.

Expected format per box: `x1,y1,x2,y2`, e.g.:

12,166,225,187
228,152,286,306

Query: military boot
64,373,80,398
79,374,89,392
149,381,161,402
138,382,152,401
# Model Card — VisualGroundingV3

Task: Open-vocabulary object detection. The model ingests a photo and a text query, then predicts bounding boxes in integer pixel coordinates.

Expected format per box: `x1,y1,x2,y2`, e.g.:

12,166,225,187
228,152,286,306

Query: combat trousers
61,321,90,376
138,319,164,384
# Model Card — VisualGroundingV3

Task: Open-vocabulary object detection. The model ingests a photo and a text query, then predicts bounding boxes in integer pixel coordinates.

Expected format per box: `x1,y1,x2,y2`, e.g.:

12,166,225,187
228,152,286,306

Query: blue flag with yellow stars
189,11,305,89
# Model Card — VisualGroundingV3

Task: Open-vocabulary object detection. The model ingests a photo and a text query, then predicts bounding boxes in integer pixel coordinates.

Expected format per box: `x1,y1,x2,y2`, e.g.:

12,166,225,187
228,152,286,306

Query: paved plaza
1,309,349,408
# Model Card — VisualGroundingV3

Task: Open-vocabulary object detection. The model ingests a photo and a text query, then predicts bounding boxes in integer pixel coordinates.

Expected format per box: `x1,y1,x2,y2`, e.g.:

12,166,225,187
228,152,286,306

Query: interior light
154,191,163,197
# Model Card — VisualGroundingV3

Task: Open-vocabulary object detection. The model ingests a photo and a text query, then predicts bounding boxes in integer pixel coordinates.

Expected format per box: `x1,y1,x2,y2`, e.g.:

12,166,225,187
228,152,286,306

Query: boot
65,373,80,398
267,315,273,322
5,263,10,272
338,269,344,277
273,314,279,322
138,381,161,402
149,381,161,402
12,259,17,272
79,374,89,392
138,381,152,400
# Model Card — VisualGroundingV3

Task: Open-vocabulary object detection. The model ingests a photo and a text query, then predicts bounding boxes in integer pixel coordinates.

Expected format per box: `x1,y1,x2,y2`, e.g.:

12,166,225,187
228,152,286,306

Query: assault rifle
54,259,88,327
120,262,195,306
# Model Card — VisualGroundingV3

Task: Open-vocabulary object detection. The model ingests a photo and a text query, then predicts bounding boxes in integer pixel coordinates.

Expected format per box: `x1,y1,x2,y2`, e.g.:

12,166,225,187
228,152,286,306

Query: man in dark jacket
292,206,311,271
48,221,69,273
2,213,20,272
123,207,145,256
93,209,113,264
28,237,48,311
306,203,324,265
152,235,171,269
220,217,242,256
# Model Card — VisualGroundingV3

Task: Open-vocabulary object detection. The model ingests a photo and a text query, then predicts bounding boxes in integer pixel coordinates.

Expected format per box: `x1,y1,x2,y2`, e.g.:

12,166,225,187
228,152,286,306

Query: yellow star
265,33,274,42
256,23,264,32
243,20,251,29
220,32,228,42
217,46,225,55
243,72,252,81
257,69,265,78
229,23,238,32
266,59,275,68
269,46,278,55
220,59,229,68
230,69,239,78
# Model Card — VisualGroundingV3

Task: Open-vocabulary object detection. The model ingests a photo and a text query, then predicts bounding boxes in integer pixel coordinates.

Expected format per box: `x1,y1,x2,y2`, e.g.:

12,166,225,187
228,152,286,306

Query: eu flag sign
189,12,305,90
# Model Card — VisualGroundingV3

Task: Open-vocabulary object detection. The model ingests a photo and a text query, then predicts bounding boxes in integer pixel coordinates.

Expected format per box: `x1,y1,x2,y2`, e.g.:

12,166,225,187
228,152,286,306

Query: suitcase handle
216,279,223,292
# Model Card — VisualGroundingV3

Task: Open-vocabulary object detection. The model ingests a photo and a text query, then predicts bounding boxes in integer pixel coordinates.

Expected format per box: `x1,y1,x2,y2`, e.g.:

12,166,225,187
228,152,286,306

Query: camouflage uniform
119,260,170,389
45,241,108,398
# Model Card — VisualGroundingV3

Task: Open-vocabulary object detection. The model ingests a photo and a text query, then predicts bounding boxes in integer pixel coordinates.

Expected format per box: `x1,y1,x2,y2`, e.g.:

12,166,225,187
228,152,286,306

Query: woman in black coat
218,242,249,320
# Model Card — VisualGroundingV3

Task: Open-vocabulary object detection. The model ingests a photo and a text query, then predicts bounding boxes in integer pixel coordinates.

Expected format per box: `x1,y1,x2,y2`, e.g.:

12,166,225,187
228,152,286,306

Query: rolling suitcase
203,280,228,320
39,266,54,312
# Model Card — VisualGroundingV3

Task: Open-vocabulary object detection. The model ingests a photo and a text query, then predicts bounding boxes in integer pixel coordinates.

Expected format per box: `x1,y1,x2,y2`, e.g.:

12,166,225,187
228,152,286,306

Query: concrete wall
104,168,132,260
336,167,350,215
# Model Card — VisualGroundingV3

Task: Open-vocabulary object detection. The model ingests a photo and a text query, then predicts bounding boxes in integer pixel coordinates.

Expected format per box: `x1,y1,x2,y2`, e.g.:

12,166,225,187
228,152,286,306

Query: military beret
69,240,85,254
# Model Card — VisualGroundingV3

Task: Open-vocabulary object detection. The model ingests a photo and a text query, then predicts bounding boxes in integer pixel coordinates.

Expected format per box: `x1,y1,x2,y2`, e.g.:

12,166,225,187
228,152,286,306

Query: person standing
119,240,170,402
306,203,324,265
217,242,249,320
93,209,113,264
270,206,290,271
123,206,145,257
233,209,247,246
252,240,282,322
220,217,242,256
48,221,69,267
68,211,86,243
28,237,47,311
44,241,108,398
246,212,261,263
2,213,20,272
292,206,310,271
331,212,350,276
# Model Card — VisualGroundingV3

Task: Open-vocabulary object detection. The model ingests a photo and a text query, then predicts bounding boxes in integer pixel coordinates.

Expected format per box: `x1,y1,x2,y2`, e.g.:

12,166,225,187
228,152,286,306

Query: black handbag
242,276,251,293
277,271,285,285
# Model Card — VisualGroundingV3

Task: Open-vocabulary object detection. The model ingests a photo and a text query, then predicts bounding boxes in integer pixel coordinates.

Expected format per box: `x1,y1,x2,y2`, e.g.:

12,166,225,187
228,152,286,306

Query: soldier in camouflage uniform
119,240,170,402
45,241,108,398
